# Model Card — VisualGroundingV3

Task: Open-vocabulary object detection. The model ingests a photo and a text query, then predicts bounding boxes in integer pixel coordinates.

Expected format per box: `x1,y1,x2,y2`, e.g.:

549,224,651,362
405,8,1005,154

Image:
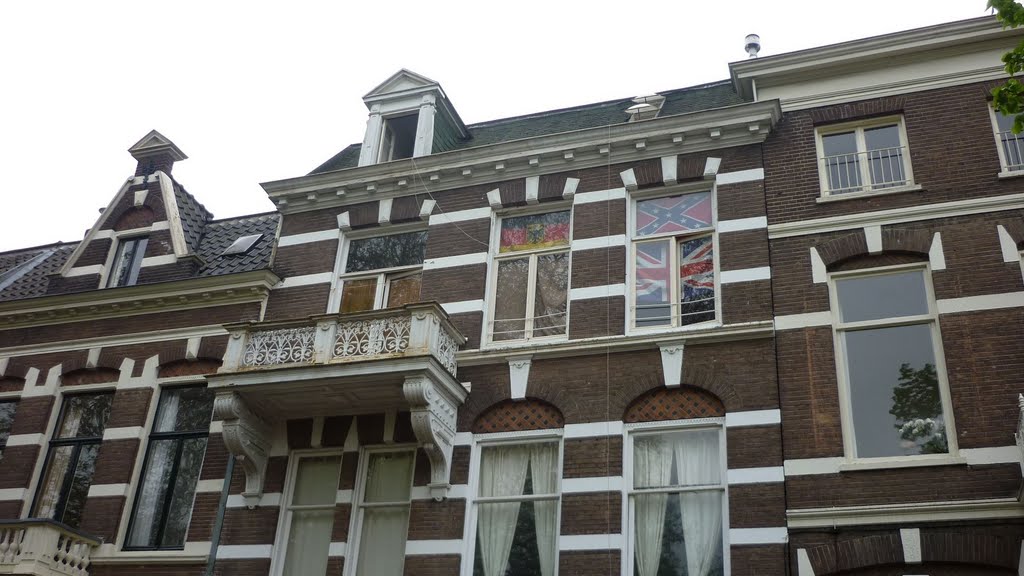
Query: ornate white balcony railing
0,520,100,576
222,302,464,376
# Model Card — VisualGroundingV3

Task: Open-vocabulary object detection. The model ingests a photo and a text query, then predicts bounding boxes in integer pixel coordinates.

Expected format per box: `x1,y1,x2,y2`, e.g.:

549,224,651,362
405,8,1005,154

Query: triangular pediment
364,69,440,100
128,129,187,161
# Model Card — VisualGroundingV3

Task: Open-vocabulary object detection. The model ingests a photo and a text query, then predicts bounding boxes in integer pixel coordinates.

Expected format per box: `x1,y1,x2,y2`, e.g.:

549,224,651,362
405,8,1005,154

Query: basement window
378,113,419,162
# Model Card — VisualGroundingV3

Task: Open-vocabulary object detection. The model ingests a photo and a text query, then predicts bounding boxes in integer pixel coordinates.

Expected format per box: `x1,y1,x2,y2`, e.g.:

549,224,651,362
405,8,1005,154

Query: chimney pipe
745,34,761,58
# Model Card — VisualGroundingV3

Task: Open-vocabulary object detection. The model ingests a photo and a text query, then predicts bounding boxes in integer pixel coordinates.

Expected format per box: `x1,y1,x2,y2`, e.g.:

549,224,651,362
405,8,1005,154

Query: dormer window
107,236,148,288
379,113,419,162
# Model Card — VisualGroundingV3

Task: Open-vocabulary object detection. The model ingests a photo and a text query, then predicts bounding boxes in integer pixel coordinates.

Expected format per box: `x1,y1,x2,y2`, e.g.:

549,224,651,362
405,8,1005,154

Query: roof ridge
205,211,280,225
0,241,74,258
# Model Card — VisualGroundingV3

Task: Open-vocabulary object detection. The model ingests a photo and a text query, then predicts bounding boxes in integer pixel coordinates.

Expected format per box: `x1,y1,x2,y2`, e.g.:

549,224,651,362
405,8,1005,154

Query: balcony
0,520,100,576
820,146,911,195
207,302,467,504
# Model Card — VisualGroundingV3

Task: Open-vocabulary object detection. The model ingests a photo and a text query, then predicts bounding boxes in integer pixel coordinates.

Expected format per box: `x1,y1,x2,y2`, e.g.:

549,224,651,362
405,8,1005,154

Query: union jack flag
635,192,712,237
635,241,670,304
679,236,714,305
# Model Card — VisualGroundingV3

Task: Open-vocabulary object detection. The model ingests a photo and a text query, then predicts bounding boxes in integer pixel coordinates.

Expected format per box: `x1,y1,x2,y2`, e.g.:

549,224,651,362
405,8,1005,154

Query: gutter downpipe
204,454,235,576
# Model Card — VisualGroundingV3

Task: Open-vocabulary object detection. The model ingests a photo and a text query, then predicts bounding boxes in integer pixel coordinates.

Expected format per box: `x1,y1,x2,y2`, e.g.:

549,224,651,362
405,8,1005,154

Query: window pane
364,452,413,503
108,237,148,288
635,240,672,327
58,394,113,438
0,401,17,446
341,278,378,313
127,438,178,547
59,443,100,528
283,508,334,576
160,437,208,547
634,430,720,489
386,272,422,308
499,211,570,253
154,387,214,433
633,491,724,576
679,236,715,325
346,231,427,273
863,124,900,151
34,445,74,520
493,258,529,340
474,500,556,576
836,271,928,323
822,131,862,192
533,253,568,337
293,455,343,506
356,506,409,576
845,324,948,458
635,192,712,237
997,112,1024,169
864,125,905,188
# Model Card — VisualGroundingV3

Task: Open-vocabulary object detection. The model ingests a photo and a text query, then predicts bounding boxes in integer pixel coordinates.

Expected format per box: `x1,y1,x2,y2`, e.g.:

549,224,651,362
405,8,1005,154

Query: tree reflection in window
345,231,426,273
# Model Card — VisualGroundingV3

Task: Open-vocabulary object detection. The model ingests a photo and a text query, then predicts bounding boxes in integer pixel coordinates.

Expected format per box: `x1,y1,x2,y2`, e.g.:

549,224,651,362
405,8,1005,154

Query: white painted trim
564,421,624,439
507,355,531,400
88,483,129,498
157,171,190,257
428,206,492,226
768,193,1024,238
216,545,273,559
787,497,1024,528
275,272,334,289
620,169,638,191
797,549,815,576
725,409,781,428
573,188,626,205
4,433,46,446
720,267,771,284
328,542,347,557
716,168,764,185
102,426,145,441
558,534,624,551
277,229,340,247
441,299,484,315
0,488,27,501
66,265,104,277
227,492,281,508
997,225,1021,263
569,284,626,301
962,445,1022,465
562,476,624,494
195,479,225,493
864,225,882,254
810,247,826,284
781,448,1020,475
729,527,788,545
901,528,922,563
422,252,487,270
718,217,767,233
0,325,228,357
929,232,946,271
937,291,1024,314
404,540,462,555
774,311,831,330
571,234,626,252
150,221,171,231
727,466,785,484
140,254,178,267
661,155,678,185
454,431,473,446
410,484,468,500
784,457,846,476
525,176,540,204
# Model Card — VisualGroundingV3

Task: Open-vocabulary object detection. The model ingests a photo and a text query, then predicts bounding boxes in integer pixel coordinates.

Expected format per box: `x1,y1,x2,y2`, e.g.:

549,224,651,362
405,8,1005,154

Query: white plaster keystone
900,528,922,563
508,355,532,400
703,157,722,180
928,232,946,271
658,342,685,388
378,198,393,225
419,199,436,220
186,337,202,361
661,155,678,186
620,168,638,191
525,176,540,204
562,178,580,201
486,189,502,208
337,212,352,231
864,225,883,254
86,348,101,369
133,190,148,207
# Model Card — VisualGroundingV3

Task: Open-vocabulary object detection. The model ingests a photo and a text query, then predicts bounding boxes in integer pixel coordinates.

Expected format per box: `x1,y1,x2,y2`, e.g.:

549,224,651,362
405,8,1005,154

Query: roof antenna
745,34,761,58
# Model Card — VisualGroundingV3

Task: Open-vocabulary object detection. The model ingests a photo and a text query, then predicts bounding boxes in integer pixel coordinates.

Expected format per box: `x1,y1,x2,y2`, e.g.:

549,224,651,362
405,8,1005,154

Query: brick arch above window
472,398,565,434
623,386,725,423
817,227,931,271
61,367,120,386
158,358,222,378
113,205,156,231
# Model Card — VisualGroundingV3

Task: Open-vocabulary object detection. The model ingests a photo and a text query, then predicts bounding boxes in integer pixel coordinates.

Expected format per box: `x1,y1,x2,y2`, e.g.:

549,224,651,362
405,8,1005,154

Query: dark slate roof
196,213,280,277
172,180,215,254
0,244,75,302
310,80,745,174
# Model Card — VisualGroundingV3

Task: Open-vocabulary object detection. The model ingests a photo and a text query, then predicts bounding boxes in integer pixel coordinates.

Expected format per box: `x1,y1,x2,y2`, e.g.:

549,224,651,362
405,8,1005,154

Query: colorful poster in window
499,211,570,253
679,236,715,324
635,192,712,237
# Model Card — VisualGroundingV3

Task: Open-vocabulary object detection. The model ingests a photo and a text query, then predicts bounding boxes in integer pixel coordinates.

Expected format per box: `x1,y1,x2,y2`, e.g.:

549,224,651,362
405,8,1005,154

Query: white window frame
827,263,959,468
329,224,427,313
988,106,1024,175
461,429,563,576
270,448,345,576
626,183,720,334
484,206,572,345
344,445,416,576
378,111,420,163
622,418,730,576
814,115,916,199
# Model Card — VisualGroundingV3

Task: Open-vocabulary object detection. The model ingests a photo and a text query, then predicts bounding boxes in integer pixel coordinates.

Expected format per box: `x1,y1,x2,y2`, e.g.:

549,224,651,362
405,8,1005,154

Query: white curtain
529,444,558,576
356,452,414,576
128,393,181,547
478,445,530,576
632,437,672,576
673,431,722,576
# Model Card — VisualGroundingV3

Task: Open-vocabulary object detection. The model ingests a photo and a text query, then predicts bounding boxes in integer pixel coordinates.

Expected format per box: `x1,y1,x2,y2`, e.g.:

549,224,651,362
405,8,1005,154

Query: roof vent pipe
745,34,761,58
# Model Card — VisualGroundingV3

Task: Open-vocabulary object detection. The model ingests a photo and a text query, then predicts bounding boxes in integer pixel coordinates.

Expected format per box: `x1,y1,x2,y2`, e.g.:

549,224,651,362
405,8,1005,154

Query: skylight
222,234,262,256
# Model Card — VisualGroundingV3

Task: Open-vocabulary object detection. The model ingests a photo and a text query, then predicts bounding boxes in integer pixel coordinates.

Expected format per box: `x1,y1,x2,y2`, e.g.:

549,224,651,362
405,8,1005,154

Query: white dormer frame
357,69,468,167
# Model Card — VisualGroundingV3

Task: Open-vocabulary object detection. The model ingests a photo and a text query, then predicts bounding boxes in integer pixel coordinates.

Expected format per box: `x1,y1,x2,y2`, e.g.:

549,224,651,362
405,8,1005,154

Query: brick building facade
0,15,1021,576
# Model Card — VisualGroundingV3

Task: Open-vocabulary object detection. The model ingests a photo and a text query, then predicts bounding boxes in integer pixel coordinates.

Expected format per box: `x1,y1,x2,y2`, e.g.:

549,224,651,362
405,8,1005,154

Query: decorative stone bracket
213,391,272,509
403,375,460,501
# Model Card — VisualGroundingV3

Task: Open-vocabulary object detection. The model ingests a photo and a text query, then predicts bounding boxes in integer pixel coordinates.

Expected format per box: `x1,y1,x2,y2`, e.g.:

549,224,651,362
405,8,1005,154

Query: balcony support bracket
403,374,459,501
214,391,272,509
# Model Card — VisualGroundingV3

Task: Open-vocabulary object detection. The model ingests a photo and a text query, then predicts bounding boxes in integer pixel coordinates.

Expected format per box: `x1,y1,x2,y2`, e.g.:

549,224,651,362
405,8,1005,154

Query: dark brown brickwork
212,559,271,576
158,359,222,378
6,351,87,379
92,439,140,484
402,555,461,576
728,483,785,528
559,492,620,535
330,503,351,541
136,260,202,285
200,434,230,480
719,229,769,271
272,240,338,278
727,425,783,469
107,388,153,428
721,279,772,324
717,181,767,221
199,335,229,360
322,415,354,447
99,340,187,377
0,501,21,518
732,545,786,576
9,396,54,434
0,378,23,393
559,550,619,576
563,437,622,479
425,220,489,258
356,413,385,444
451,446,470,485
407,498,465,540
286,418,313,449
228,456,287,494
263,284,330,321
420,264,487,303
112,206,157,231
187,491,219,542
391,195,429,222
220,506,279,544
0,445,39,489
74,238,113,267
79,496,125,542
570,246,625,289
61,368,120,386
777,326,843,459
448,311,482,350
572,199,626,240
567,296,625,339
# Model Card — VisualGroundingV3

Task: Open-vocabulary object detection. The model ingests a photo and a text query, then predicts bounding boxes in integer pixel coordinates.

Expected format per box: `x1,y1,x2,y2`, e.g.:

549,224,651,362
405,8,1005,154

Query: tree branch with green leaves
990,0,1024,132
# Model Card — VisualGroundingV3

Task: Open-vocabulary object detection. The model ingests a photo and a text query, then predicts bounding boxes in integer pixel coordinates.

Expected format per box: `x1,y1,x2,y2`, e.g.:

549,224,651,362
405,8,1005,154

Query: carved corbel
403,375,458,501
213,391,272,509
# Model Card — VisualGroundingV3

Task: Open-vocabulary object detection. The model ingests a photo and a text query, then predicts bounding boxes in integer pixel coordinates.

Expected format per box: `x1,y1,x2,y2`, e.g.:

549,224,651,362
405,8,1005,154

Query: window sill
482,336,569,352
626,321,722,338
997,169,1024,180
91,542,211,564
838,454,966,473
816,184,923,203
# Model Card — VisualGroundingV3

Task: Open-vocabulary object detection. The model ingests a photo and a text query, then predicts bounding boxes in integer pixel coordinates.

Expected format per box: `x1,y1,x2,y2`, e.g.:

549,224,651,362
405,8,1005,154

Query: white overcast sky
0,1,989,252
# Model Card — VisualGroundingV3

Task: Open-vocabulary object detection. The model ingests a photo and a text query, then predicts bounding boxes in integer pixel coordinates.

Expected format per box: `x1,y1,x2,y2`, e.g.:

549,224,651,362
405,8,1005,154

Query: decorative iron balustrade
223,303,464,376
821,145,909,194
0,519,100,576
998,129,1024,172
